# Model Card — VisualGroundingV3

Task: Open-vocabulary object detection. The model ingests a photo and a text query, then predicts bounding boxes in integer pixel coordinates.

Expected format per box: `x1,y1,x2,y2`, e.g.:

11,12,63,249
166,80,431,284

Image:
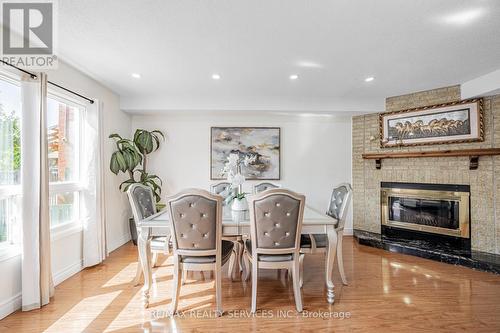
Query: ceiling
57,0,500,113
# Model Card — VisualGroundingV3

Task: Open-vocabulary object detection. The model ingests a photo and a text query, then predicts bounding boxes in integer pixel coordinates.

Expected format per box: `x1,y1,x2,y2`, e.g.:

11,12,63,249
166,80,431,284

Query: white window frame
47,91,86,237
0,72,22,259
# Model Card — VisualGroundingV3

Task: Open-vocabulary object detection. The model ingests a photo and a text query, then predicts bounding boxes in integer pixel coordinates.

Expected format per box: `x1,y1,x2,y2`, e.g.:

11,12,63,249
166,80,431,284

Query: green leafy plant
225,192,248,205
109,129,165,202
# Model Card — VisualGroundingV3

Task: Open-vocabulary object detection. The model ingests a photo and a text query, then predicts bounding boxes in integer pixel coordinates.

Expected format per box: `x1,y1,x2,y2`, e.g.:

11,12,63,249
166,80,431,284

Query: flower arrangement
220,153,256,209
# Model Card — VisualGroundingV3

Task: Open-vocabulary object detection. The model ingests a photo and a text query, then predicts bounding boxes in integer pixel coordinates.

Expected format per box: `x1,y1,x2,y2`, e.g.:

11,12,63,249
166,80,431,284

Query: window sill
51,222,83,241
0,244,22,262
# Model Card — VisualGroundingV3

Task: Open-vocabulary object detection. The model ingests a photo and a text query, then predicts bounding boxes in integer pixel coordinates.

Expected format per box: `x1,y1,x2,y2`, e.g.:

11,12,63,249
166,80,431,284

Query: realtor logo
1,0,58,69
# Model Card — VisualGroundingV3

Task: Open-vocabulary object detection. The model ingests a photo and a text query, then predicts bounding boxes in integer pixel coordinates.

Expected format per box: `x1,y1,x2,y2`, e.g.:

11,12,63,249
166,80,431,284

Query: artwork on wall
379,99,483,147
210,127,280,180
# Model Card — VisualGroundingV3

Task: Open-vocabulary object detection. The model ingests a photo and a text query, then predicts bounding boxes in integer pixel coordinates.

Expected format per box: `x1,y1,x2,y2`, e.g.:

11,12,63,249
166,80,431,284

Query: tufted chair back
167,189,222,252
127,184,156,224
210,182,233,203
253,182,280,194
326,183,352,230
249,189,305,255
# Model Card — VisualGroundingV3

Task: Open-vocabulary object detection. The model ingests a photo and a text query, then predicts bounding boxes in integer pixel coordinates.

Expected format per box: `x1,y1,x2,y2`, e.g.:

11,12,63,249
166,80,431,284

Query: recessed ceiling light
364,76,375,82
131,73,141,79
296,61,323,69
212,74,221,80
443,8,483,25
289,74,299,80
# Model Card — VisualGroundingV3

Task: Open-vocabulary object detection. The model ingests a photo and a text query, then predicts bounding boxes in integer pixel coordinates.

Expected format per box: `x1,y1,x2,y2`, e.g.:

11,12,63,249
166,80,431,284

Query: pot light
131,73,141,79
289,74,299,80
443,8,483,25
364,76,375,82
212,74,221,80
297,60,323,69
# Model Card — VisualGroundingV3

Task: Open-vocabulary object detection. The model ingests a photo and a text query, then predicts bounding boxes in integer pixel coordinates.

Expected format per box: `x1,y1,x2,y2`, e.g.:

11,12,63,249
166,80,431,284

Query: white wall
131,111,352,230
0,61,132,319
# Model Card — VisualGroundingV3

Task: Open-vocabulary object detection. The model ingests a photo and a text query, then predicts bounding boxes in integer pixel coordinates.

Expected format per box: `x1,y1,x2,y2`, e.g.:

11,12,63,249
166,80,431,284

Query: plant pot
129,217,138,246
231,197,248,211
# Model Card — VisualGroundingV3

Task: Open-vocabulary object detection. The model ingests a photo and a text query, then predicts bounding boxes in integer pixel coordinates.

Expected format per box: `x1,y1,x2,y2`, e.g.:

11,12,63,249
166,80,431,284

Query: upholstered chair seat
127,184,171,286
300,234,328,248
210,182,242,280
167,189,228,315
151,236,170,249
180,240,234,264
244,240,293,262
299,183,352,288
243,188,305,313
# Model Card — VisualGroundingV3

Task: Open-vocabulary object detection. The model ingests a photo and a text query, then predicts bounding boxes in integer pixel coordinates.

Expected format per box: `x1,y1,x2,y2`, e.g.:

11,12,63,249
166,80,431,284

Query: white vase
231,197,248,211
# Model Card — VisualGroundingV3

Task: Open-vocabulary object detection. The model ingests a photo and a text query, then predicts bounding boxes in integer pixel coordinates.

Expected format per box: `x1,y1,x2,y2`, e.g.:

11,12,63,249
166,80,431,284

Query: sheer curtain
21,72,54,311
82,99,107,267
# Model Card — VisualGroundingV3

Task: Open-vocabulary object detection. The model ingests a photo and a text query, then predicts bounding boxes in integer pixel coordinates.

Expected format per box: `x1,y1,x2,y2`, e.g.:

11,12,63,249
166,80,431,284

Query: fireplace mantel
362,148,500,170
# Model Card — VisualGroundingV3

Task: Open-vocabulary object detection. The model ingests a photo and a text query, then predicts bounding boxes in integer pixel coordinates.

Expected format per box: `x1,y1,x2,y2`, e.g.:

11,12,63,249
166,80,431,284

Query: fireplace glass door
388,197,459,230
381,184,470,238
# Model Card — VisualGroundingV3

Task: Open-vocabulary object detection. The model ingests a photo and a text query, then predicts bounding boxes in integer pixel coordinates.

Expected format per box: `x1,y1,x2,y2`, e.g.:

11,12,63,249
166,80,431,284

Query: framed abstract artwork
210,127,280,180
379,99,483,147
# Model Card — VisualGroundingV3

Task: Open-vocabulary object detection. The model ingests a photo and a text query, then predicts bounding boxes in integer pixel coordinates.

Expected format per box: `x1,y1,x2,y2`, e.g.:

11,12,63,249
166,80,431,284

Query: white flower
227,153,239,167
231,173,246,186
226,170,235,183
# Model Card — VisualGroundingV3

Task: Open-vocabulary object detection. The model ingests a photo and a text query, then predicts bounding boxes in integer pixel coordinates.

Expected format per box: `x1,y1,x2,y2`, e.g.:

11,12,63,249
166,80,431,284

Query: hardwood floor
1,237,500,333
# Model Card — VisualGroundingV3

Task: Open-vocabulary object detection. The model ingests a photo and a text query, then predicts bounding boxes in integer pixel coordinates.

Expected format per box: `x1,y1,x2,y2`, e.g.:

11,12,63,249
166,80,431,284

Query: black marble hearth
354,229,500,274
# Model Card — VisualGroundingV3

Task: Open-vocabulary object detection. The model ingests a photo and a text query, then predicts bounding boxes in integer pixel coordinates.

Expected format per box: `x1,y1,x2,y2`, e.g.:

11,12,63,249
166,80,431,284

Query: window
0,75,22,248
47,95,83,229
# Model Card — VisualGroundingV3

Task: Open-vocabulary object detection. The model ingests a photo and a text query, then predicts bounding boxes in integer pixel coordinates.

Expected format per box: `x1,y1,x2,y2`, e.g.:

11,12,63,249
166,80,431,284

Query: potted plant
220,153,256,211
109,129,164,244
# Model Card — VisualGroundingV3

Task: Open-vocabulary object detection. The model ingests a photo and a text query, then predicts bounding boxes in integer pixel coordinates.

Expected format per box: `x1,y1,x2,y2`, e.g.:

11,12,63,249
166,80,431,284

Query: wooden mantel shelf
362,148,500,170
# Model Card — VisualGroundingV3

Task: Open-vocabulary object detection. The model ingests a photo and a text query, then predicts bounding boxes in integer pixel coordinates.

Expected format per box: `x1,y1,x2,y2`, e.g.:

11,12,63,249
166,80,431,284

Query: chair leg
299,254,304,288
133,259,143,286
215,263,222,316
228,249,236,279
151,252,158,268
292,257,303,312
181,269,186,285
243,254,251,282
337,231,348,285
251,260,258,313
170,256,182,314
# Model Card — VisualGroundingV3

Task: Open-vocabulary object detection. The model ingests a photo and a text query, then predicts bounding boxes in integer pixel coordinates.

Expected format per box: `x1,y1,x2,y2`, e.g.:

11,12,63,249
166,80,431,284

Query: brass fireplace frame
381,187,470,238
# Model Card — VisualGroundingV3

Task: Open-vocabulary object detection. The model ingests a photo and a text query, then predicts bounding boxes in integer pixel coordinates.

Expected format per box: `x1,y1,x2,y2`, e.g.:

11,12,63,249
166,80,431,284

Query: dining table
136,204,339,308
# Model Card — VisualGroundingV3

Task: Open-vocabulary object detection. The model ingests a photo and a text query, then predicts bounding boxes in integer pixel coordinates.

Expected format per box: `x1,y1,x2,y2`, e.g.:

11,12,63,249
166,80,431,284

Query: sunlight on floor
101,263,139,288
43,291,122,333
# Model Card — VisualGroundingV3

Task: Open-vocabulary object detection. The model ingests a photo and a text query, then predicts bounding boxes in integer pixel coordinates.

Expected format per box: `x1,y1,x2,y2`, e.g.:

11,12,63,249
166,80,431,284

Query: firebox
381,182,470,240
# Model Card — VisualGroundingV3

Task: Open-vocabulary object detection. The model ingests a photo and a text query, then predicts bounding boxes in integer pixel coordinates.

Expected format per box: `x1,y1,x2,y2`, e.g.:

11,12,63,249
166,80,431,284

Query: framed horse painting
379,99,483,147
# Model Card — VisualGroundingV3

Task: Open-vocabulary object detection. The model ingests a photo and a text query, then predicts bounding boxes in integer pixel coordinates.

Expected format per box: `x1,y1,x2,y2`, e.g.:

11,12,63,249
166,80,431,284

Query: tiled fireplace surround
352,85,500,255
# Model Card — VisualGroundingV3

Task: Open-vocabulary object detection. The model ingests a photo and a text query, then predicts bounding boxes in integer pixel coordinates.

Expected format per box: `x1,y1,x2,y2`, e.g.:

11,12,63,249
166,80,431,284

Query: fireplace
381,182,470,250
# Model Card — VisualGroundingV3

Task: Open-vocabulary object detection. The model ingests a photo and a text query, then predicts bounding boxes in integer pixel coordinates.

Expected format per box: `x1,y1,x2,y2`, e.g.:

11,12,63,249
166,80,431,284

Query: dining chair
167,188,234,315
210,182,242,280
127,184,170,286
210,182,233,203
253,182,280,194
243,188,305,313
299,183,352,286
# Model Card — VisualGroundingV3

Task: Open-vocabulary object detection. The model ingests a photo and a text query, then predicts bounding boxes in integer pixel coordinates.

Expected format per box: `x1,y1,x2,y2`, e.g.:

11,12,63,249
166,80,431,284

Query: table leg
325,225,338,304
232,238,243,280
138,226,152,308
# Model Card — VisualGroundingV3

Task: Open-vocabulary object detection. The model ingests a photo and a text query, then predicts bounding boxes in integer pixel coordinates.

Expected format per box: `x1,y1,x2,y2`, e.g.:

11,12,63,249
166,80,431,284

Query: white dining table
136,205,339,307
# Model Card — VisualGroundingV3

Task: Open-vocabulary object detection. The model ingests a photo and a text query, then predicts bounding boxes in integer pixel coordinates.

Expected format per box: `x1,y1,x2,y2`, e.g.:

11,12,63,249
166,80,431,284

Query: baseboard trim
108,232,131,253
53,259,84,286
0,292,21,320
343,228,353,236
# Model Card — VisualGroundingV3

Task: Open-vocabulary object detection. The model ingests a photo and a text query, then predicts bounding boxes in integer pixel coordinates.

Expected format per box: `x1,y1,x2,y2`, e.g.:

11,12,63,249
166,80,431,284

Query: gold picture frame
379,98,483,147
